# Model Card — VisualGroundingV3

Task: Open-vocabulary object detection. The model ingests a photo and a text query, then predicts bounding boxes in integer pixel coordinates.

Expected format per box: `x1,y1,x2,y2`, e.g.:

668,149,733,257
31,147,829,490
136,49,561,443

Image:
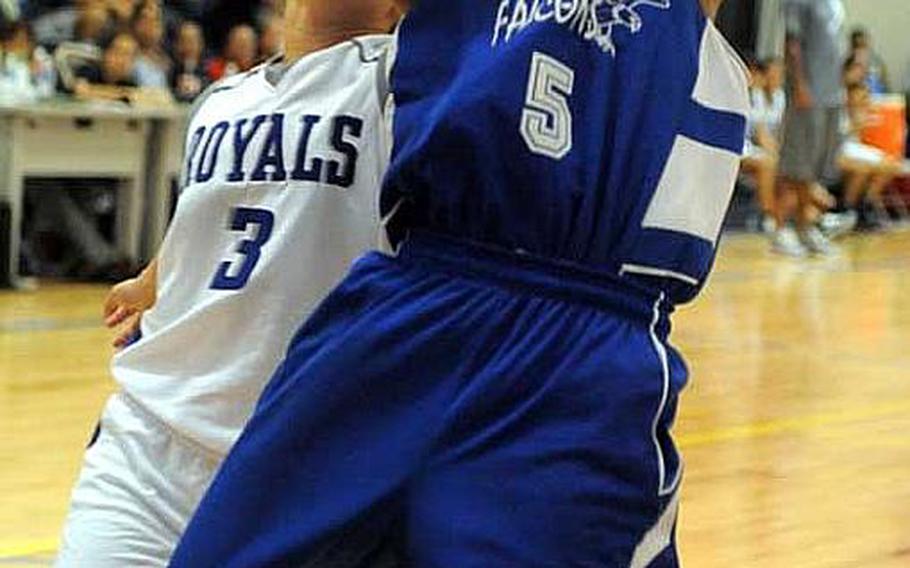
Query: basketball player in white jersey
55,2,403,565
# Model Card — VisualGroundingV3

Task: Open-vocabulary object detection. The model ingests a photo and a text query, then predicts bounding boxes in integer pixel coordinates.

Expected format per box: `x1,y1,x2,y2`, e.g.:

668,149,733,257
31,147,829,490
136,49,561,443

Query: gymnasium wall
843,0,910,91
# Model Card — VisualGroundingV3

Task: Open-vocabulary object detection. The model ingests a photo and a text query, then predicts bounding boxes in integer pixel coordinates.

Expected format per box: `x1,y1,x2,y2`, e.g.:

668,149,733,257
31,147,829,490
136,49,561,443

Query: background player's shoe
761,214,778,235
856,203,891,232
772,226,809,257
799,227,835,256
820,210,858,239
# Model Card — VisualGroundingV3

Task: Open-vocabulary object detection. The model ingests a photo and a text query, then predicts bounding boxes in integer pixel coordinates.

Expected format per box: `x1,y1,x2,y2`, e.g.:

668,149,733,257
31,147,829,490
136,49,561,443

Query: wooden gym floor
1,232,909,567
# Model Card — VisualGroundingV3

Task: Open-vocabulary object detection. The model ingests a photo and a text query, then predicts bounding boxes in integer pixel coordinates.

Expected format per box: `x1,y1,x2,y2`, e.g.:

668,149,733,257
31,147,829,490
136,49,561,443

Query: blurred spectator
849,27,890,95
775,0,846,257
32,0,97,47
0,21,37,101
73,1,109,46
73,31,138,95
131,1,169,88
1,18,55,101
58,30,170,106
258,13,282,60
837,82,902,230
206,23,256,81
742,57,785,233
107,0,139,32
201,0,256,55
169,20,206,102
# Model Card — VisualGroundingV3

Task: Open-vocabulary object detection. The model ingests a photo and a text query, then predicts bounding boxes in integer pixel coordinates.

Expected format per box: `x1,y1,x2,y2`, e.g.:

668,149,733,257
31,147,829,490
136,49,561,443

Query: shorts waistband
396,231,664,324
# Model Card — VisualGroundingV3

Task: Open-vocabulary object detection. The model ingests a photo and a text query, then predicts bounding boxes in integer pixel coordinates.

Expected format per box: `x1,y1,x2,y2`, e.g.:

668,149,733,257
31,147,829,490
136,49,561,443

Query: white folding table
0,99,187,287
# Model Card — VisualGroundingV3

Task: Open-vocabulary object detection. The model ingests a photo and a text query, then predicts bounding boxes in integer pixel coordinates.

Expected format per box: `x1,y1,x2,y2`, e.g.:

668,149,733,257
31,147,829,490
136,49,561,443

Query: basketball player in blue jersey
172,0,748,565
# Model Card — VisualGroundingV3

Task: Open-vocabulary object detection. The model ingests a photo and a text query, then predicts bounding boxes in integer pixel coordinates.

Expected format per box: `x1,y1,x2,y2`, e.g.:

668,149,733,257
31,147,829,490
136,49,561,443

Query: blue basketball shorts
170,232,688,568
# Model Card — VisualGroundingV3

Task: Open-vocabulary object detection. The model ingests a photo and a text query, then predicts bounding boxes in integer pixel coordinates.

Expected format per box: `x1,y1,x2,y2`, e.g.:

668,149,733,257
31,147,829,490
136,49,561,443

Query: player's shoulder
187,59,277,122
310,34,394,81
347,35,396,109
303,35,395,113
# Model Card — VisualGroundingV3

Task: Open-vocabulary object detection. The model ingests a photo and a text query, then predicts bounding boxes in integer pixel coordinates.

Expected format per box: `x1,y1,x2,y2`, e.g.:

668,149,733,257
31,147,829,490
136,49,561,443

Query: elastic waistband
396,231,664,324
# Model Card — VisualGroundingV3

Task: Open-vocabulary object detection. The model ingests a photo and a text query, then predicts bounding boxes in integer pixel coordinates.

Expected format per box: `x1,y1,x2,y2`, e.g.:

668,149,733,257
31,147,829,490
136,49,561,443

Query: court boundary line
678,398,910,448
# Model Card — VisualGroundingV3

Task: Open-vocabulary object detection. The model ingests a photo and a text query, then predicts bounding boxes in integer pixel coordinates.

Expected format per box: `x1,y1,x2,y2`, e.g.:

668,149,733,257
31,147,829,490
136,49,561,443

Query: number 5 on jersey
211,207,275,291
521,52,575,160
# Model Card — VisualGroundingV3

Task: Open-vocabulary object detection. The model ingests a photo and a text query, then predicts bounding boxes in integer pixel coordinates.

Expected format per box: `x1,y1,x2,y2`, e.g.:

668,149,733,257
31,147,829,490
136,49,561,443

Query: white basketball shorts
55,392,221,567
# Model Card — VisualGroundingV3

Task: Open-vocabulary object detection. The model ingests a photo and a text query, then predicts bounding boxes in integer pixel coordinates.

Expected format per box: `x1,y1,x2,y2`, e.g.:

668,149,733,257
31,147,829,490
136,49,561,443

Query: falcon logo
591,0,672,53
492,0,672,55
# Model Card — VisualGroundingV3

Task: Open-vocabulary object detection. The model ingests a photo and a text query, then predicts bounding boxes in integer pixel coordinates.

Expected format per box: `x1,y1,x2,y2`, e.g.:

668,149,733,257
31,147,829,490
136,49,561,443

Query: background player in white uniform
55,2,402,565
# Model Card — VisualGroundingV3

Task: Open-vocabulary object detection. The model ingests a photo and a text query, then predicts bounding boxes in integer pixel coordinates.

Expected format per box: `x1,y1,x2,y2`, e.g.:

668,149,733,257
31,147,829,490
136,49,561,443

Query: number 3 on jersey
521,52,575,160
210,207,275,291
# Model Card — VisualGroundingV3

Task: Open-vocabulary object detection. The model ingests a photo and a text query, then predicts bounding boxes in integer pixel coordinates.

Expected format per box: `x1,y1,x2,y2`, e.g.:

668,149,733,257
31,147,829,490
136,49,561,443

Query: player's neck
284,26,384,60
700,0,722,18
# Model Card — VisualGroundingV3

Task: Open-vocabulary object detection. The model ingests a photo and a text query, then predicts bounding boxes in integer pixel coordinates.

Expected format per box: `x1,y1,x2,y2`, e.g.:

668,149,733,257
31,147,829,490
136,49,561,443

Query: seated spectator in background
107,0,140,33
850,27,890,95
258,14,283,60
206,23,256,81
755,58,787,137
72,31,138,95
64,31,170,106
33,0,100,47
1,21,38,101
742,57,785,233
169,20,206,102
73,1,110,46
1,19,56,101
131,1,170,88
838,82,902,230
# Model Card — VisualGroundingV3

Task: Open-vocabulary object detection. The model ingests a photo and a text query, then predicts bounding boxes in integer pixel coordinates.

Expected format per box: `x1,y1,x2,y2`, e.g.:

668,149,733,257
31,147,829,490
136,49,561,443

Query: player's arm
783,5,813,109
104,258,158,349
74,80,173,107
73,79,134,103
100,76,215,349
785,38,813,109
128,87,175,107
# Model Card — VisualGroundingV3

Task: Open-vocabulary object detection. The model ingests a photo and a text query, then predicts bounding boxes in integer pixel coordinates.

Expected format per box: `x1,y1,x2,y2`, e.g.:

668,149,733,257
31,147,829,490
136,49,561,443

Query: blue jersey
383,0,749,303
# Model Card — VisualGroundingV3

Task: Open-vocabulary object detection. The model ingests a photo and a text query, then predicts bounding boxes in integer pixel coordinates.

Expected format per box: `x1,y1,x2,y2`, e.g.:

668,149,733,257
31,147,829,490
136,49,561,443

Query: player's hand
104,276,155,348
111,311,143,349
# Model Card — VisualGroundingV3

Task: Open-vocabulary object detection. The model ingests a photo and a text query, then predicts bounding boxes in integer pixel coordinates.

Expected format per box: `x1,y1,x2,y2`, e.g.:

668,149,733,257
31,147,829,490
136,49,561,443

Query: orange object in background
861,95,907,159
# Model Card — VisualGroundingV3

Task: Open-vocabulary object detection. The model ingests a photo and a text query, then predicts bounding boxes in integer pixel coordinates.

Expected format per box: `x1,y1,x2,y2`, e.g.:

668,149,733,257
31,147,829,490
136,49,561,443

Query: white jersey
112,36,392,455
